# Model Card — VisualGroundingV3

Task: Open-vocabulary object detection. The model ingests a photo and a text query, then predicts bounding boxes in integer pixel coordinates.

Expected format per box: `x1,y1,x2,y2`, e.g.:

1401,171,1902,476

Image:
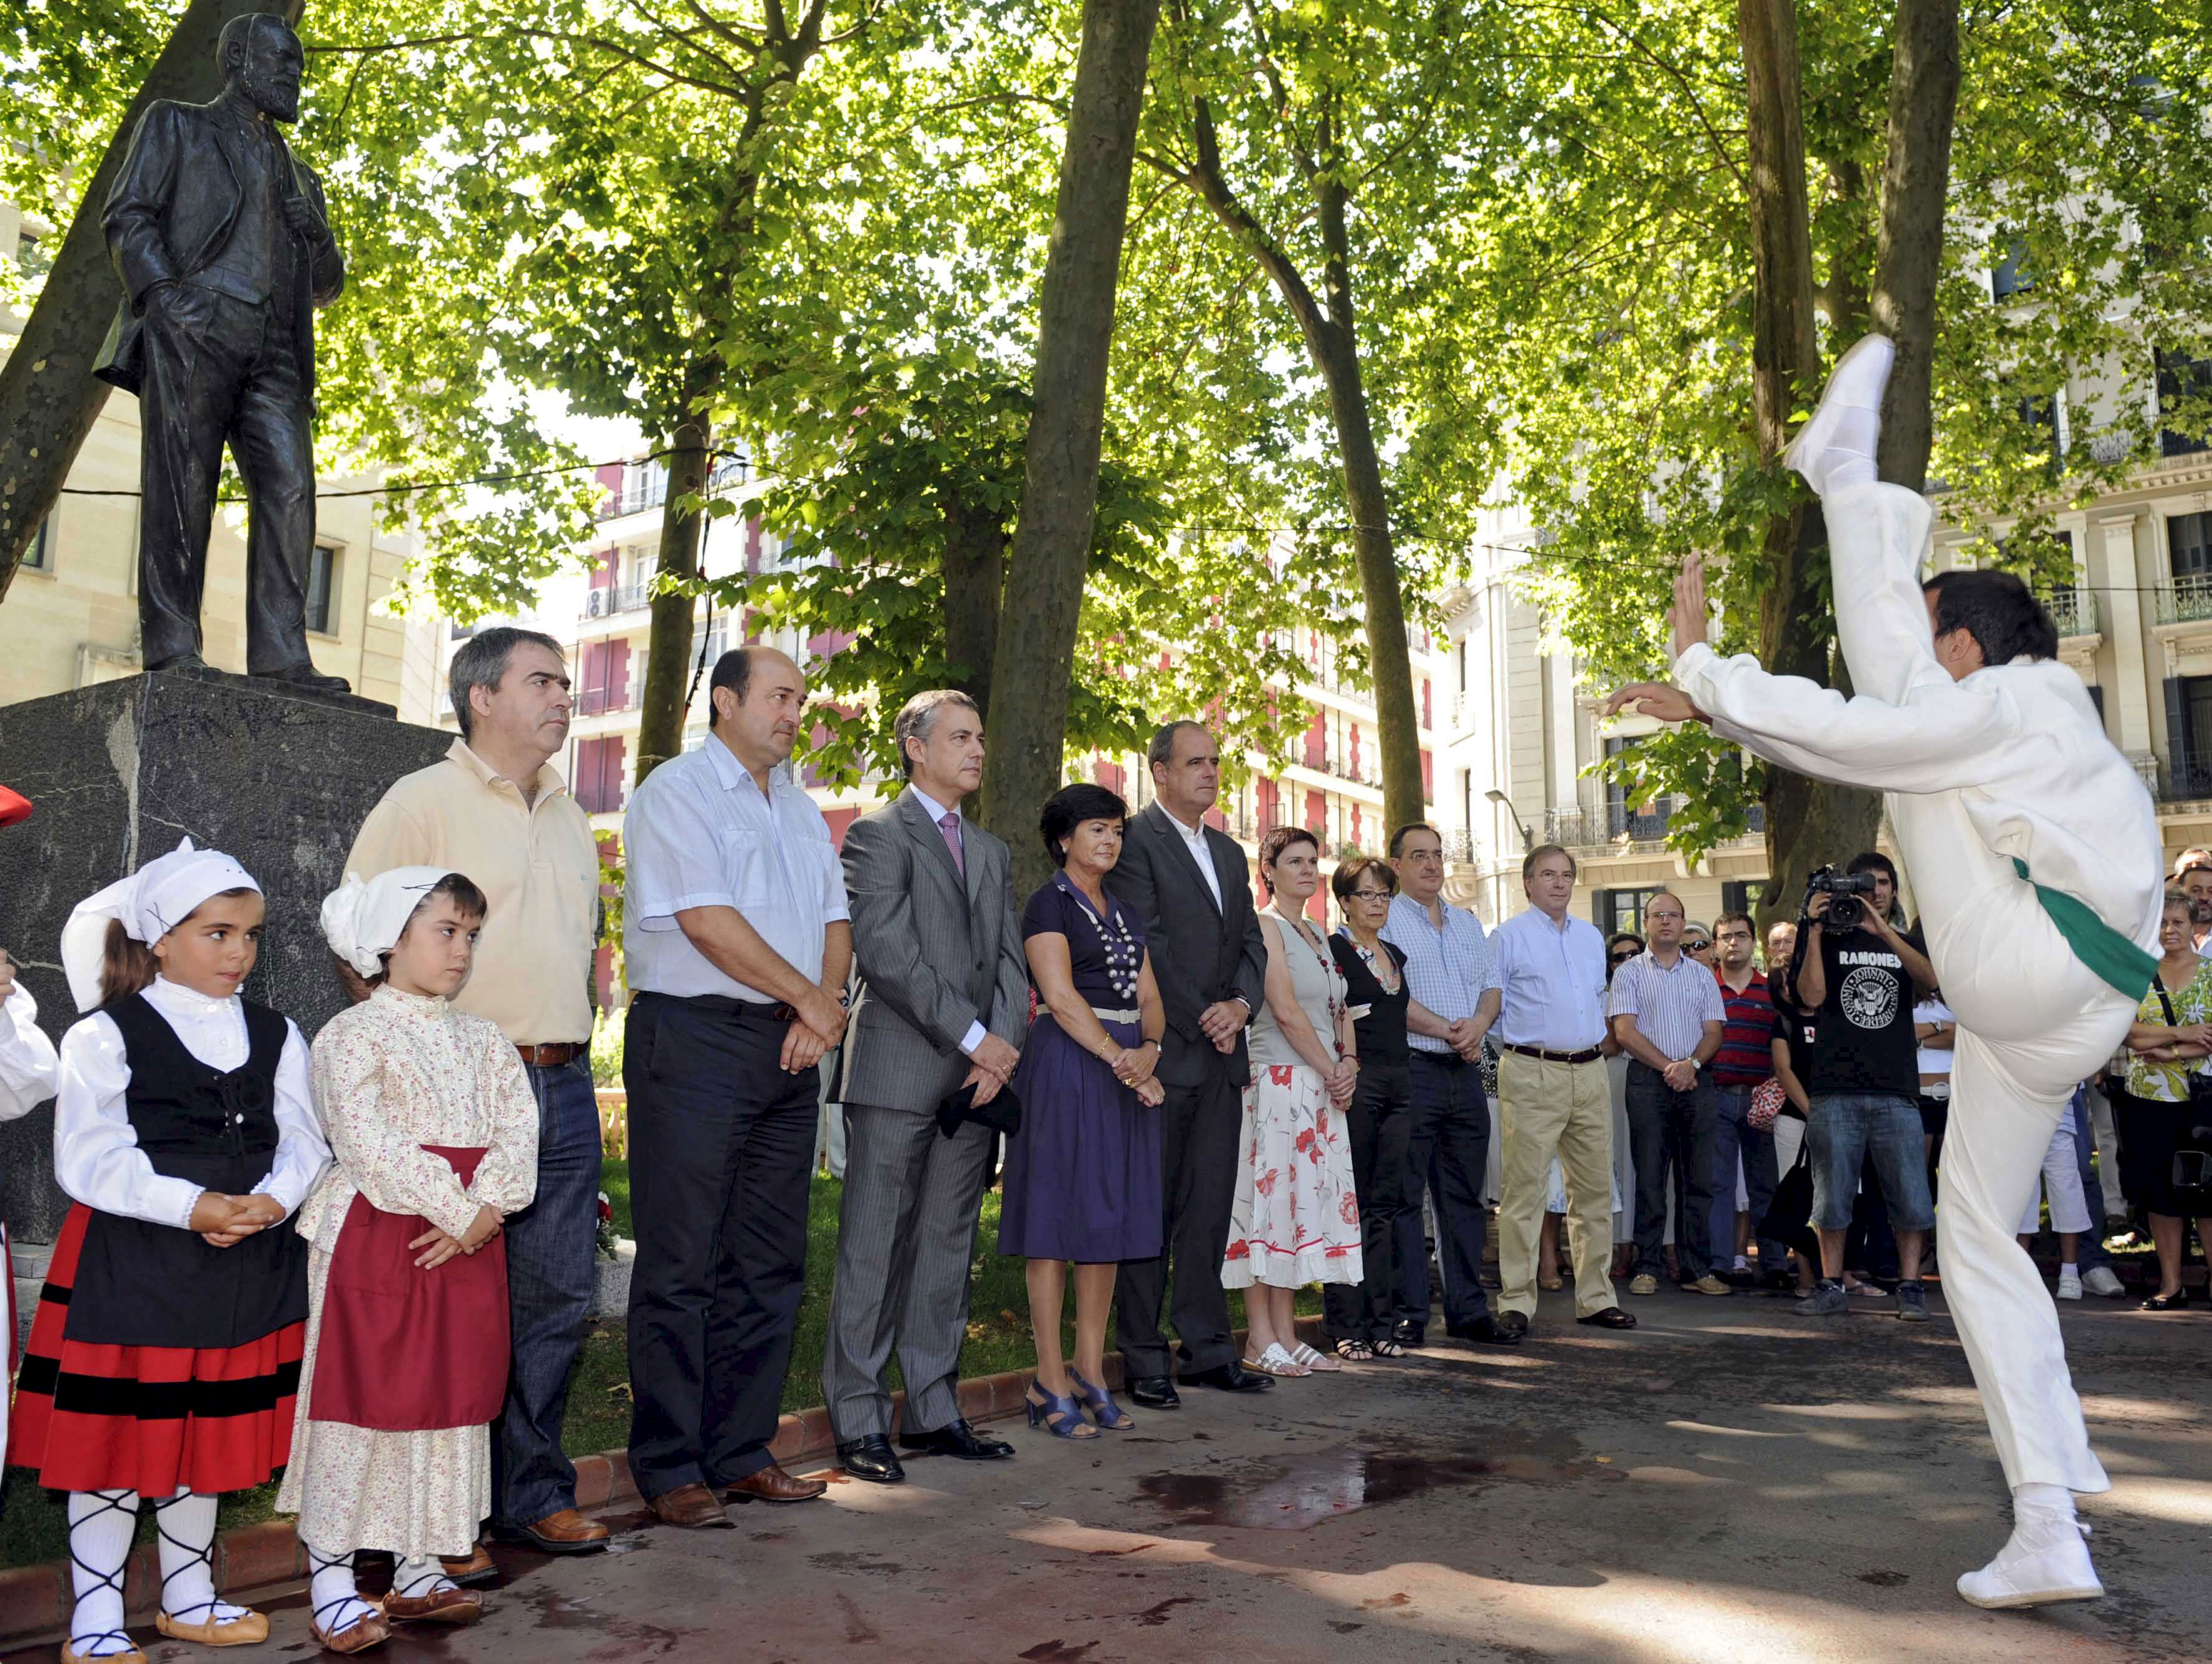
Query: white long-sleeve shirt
1672,641,2163,955
54,977,330,1230
0,984,58,1121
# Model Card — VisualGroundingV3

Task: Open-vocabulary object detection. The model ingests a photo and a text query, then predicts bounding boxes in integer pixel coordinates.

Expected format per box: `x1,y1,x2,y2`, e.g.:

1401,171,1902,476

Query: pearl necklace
1074,882,1140,1003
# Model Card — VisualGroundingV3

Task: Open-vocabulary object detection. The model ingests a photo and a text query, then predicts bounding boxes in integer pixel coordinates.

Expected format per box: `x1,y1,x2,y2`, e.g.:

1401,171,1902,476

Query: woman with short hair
2115,890,2212,1311
1325,856,1414,1359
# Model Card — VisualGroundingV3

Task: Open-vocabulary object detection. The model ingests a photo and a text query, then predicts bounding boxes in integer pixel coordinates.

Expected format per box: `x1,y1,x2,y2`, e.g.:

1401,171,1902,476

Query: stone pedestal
0,669,452,1239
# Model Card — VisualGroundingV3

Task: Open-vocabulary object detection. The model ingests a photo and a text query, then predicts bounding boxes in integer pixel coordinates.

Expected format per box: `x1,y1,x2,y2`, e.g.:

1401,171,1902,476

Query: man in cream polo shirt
346,626,608,1565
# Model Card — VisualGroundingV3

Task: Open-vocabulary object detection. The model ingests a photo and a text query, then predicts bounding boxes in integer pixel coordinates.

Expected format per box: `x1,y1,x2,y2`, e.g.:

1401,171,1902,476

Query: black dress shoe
899,1418,1015,1460
836,1435,906,1484
1495,1311,1530,1339
1576,1306,1638,1329
1390,1320,1426,1347
1180,1361,1274,1393
1446,1314,1524,1346
1127,1375,1181,1409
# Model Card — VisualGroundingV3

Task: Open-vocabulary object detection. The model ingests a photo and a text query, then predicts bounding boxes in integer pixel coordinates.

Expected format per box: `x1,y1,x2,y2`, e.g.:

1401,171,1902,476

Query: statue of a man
93,11,351,693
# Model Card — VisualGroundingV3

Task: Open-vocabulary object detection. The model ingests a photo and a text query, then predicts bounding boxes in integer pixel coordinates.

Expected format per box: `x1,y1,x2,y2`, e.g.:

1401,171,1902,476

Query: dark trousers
1394,1053,1492,1327
1323,1061,1410,1346
1626,1061,1717,1280
1846,1160,1902,1279
624,993,819,1498
1115,1063,1242,1377
136,285,320,672
490,1055,603,1528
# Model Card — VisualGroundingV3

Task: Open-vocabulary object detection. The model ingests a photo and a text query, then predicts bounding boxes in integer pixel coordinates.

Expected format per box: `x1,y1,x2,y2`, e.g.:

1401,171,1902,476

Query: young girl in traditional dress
9,838,330,1664
277,868,538,1652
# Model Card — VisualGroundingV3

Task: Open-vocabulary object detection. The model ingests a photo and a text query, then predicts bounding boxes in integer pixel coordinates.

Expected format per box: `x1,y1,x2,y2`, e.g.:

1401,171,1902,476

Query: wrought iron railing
2155,575,2212,626
2042,586,2098,639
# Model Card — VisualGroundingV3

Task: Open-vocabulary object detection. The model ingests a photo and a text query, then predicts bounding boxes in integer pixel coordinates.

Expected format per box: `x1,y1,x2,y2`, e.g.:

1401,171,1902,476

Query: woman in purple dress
999,784,1166,1440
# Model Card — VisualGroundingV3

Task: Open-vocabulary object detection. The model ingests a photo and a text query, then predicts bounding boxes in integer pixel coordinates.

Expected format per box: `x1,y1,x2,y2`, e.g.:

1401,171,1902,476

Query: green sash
2011,858,2158,1000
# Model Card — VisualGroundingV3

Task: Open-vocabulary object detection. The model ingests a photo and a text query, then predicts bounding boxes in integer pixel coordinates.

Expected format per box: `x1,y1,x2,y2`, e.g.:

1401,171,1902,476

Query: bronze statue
94,12,351,693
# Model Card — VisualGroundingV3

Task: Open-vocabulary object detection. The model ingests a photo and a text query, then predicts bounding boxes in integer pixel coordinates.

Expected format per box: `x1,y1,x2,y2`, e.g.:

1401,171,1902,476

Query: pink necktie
939,811,965,877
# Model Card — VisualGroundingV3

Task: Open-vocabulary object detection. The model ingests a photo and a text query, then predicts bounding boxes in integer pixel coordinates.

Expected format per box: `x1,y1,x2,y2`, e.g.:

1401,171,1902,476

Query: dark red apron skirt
308,1146,510,1432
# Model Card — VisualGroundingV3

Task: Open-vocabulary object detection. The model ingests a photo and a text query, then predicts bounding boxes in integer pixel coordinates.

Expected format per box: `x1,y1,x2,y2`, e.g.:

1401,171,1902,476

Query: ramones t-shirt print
1804,927,1919,1097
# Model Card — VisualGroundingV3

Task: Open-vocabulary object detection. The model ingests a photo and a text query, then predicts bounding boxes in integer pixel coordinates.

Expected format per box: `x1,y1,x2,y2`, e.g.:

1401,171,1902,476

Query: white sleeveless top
1249,907,1346,1069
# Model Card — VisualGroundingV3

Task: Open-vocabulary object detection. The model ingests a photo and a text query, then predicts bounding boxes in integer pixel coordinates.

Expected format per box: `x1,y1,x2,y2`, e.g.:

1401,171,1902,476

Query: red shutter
822,806,859,849
1422,678,1433,729
1421,748,1434,801
606,639,630,712
1304,789,1325,832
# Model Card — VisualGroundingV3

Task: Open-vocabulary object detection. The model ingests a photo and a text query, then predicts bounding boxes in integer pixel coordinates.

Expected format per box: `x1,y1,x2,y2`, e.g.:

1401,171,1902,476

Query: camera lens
1830,895,1862,929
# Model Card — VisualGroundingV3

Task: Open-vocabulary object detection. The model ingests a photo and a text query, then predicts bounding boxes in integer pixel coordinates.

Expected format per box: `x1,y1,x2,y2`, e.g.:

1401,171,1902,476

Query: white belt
1922,1081,1952,1102
1090,1006,1141,1024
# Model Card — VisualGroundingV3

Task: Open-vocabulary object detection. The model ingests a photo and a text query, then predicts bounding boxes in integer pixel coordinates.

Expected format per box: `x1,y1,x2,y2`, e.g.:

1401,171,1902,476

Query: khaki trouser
1497,1050,1618,1319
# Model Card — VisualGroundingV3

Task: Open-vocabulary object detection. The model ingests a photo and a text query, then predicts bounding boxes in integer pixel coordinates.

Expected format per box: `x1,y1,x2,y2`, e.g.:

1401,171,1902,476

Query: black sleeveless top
1331,935,1411,1068
63,992,309,1351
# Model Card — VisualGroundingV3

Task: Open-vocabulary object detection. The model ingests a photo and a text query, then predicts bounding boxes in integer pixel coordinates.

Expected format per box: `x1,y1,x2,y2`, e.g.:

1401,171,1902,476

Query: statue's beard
238,68,299,123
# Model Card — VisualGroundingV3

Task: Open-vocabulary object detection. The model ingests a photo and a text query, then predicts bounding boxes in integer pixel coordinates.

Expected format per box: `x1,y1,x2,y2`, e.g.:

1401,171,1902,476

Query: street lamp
1485,787,1534,851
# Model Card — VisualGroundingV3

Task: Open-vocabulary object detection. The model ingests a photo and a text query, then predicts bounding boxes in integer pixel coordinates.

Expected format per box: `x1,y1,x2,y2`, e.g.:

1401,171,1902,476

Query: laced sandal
152,1493,267,1648
1289,1342,1343,1373
1066,1366,1136,1430
1243,1342,1310,1377
1334,1337,1373,1361
1024,1378,1099,1438
1370,1336,1404,1357
306,1544,389,1655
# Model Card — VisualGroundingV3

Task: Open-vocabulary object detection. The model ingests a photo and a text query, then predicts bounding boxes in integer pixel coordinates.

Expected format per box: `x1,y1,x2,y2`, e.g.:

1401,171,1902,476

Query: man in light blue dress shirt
621,646,853,1524
1380,824,1520,1347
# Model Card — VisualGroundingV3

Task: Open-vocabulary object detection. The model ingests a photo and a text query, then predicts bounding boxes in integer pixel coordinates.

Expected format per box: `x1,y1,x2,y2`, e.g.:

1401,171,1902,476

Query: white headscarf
320,868,458,980
60,837,262,1012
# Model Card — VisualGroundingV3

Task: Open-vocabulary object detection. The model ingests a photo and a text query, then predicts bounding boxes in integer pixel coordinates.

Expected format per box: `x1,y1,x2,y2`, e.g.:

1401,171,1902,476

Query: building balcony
2154,576,2212,628
2043,586,2098,639
1543,801,1766,852
575,687,642,719
580,583,657,621
2160,753,2212,803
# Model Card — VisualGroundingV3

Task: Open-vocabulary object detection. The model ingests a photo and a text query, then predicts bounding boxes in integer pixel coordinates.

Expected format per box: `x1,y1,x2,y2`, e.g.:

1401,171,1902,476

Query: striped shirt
1606,949,1726,1061
1710,969,1775,1086
1380,892,1499,1056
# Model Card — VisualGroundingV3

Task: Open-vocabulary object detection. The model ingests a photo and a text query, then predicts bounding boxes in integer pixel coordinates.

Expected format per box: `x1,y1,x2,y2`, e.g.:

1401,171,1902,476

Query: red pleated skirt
6,1204,303,1494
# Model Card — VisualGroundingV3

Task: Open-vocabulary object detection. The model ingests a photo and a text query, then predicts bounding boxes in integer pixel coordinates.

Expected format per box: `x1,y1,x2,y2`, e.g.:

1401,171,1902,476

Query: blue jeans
1806,1091,1933,1234
1626,1062,1717,1279
1709,1083,1784,1273
1394,1054,1492,1327
491,1056,604,1528
2069,1087,2112,1271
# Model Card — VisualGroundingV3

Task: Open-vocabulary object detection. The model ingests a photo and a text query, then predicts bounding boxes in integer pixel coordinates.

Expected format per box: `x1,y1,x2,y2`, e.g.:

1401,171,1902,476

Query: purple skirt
997,1014,1163,1263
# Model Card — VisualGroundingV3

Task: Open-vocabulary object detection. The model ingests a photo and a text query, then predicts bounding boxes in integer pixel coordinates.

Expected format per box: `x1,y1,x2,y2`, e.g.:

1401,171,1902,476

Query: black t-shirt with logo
1803,927,1918,1097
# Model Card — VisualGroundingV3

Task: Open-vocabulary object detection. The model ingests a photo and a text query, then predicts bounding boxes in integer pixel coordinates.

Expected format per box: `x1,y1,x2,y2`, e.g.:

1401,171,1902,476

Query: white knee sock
2014,1481,2077,1524
65,1490,140,1660
303,1542,378,1637
150,1489,249,1627
393,1553,458,1599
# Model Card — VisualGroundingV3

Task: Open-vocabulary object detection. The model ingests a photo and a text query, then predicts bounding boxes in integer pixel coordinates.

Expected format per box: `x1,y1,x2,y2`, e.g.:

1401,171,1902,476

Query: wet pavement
17,1286,2212,1662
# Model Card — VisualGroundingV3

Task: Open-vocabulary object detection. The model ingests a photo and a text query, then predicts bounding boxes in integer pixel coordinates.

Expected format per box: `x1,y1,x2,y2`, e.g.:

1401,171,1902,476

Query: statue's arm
102,102,185,309
303,170,343,305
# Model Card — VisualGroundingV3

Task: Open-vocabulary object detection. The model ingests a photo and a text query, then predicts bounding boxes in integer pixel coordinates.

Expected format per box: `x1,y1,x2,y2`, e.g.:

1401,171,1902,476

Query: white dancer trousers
1828,483,2125,1494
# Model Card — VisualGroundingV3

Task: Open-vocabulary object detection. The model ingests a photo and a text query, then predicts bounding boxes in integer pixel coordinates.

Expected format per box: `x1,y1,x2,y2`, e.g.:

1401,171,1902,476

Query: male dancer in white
1604,335,2162,1609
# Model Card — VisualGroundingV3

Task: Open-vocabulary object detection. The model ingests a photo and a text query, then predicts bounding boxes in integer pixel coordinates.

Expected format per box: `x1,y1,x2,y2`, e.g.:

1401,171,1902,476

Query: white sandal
1289,1342,1343,1372
1244,1342,1310,1377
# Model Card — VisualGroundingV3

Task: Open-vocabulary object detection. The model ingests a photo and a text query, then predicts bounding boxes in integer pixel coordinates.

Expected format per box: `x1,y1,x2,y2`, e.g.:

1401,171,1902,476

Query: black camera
1804,866,1880,931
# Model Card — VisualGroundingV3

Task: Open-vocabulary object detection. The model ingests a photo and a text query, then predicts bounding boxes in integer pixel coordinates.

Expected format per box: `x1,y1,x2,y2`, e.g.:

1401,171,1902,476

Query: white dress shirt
623,734,851,1000
0,983,59,1120
54,977,329,1230
1161,806,1224,911
908,785,989,1058
1490,907,1609,1052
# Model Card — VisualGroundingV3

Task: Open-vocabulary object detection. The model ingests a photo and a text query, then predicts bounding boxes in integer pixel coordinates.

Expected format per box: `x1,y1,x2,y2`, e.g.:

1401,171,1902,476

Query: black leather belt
1504,1042,1604,1065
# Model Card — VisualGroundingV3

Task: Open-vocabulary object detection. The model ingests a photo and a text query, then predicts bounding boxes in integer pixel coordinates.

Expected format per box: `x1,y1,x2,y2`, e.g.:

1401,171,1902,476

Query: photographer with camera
1791,853,1937,1321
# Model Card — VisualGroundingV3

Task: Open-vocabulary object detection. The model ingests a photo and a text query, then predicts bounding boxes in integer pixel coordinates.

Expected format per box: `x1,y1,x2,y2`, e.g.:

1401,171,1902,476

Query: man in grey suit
824,690,1030,1482
1107,722,1275,1405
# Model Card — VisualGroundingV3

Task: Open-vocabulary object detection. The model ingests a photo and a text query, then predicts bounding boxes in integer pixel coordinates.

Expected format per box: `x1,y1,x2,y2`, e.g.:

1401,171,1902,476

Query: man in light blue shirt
1491,843,1633,1335
1381,824,1519,1347
621,645,852,1523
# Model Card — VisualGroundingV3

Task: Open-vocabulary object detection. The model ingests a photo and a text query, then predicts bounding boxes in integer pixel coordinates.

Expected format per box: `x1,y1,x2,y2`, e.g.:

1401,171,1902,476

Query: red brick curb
0,1316,1323,1647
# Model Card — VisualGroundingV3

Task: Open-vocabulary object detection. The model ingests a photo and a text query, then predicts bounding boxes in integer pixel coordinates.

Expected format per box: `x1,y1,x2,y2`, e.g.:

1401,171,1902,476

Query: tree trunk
0,0,300,601
1737,0,1882,927
632,358,717,787
940,482,1005,719
980,0,1162,896
1868,0,1960,494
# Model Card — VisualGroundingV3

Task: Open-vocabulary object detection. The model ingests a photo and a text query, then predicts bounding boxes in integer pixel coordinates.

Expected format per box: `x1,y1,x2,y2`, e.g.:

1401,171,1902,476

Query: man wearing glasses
1380,824,1520,1347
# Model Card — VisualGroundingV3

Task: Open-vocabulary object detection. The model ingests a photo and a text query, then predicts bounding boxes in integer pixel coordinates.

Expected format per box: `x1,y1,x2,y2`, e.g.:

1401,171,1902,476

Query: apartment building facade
1435,347,2212,937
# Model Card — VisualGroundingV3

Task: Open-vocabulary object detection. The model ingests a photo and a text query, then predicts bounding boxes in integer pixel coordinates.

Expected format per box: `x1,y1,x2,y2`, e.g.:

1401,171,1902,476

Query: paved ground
19,1284,2212,1663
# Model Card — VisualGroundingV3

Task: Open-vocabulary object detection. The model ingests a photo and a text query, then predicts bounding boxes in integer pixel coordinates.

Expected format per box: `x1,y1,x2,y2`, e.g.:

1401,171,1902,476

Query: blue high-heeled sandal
1024,1377,1099,1438
1065,1367,1135,1430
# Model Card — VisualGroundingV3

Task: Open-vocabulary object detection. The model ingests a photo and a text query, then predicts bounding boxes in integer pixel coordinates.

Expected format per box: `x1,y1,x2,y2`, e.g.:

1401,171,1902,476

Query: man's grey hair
893,689,980,779
1147,720,1211,771
449,626,565,741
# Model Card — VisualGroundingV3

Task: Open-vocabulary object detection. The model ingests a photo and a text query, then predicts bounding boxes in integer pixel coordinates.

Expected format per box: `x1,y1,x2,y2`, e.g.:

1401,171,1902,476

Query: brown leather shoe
518,1508,611,1553
382,1585,485,1625
649,1482,732,1528
725,1463,828,1504
440,1542,498,1587
308,1609,391,1655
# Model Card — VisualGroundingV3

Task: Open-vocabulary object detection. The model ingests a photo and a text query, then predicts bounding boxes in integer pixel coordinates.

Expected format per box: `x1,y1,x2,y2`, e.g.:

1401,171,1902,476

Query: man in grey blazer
1106,722,1274,1405
824,691,1030,1482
